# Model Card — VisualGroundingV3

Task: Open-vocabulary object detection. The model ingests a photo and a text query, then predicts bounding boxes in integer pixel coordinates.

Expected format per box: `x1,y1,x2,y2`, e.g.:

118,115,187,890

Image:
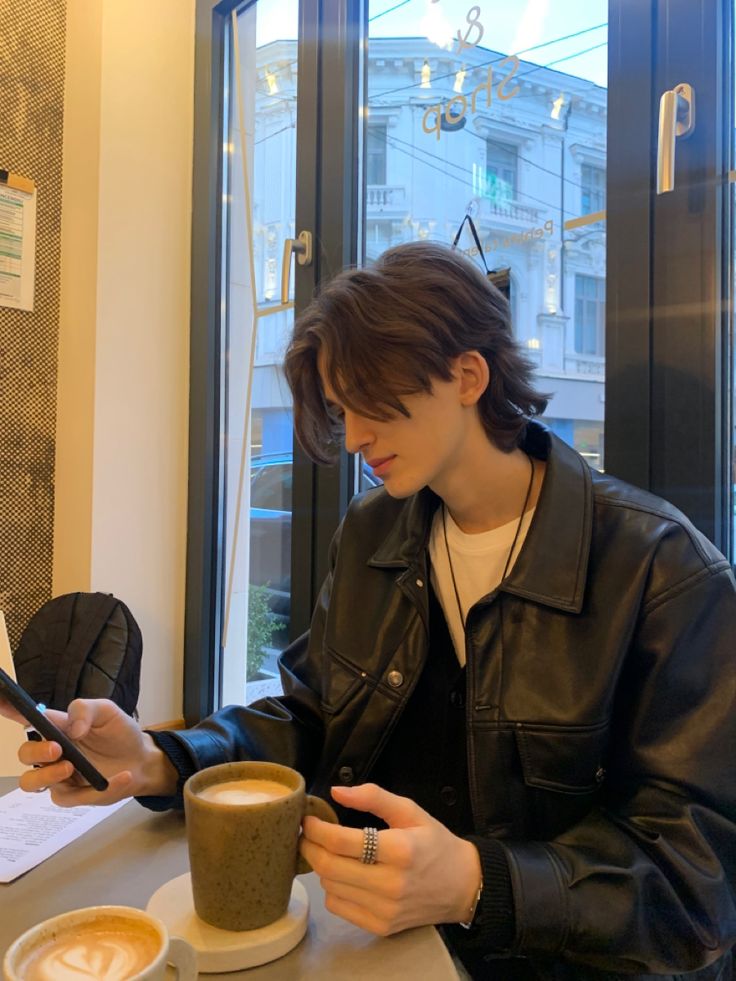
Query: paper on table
0,787,127,883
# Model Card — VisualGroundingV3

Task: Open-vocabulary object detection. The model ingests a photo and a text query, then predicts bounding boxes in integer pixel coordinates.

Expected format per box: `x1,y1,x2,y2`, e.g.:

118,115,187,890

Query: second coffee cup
184,761,337,932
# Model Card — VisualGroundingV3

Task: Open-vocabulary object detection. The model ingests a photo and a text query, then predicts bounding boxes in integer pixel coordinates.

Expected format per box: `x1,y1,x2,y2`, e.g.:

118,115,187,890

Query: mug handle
167,936,198,980
297,794,339,874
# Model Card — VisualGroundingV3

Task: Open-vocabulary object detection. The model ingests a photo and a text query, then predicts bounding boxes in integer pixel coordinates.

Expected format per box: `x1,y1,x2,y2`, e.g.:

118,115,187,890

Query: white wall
56,0,195,726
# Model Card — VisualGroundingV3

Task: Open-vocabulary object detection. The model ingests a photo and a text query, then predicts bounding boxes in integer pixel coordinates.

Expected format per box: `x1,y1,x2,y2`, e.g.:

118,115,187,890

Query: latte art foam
19,918,161,981
198,777,292,806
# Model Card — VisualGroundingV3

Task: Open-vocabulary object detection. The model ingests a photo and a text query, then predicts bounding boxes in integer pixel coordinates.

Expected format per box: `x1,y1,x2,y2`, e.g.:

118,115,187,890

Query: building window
366,124,387,185
574,274,605,355
581,163,605,214
485,139,517,203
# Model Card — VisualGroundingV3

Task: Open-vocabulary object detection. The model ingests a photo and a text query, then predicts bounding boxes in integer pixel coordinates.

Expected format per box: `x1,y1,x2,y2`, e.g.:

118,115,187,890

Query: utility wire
367,22,607,101
247,22,607,101
386,123,597,196
251,33,606,159
249,120,602,220
369,0,413,22
384,131,596,219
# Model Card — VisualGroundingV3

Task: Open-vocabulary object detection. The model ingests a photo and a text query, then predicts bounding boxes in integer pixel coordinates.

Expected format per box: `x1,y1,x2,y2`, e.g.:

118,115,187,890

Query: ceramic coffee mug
184,760,338,932
3,904,197,981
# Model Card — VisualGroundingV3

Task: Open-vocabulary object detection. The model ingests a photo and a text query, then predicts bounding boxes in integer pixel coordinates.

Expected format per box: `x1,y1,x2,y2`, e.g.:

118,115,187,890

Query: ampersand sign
456,5,484,53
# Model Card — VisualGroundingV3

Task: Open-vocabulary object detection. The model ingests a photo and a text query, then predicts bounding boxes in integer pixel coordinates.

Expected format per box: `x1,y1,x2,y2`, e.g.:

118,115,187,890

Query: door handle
281,230,313,304
657,82,695,195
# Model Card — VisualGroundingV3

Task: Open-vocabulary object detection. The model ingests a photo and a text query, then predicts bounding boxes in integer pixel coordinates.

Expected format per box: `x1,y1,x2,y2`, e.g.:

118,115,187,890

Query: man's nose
343,410,372,455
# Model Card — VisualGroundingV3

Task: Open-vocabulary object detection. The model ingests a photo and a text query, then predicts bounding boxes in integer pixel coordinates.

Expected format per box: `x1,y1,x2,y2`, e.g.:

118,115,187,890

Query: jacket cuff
504,841,568,955
135,730,199,811
444,836,515,952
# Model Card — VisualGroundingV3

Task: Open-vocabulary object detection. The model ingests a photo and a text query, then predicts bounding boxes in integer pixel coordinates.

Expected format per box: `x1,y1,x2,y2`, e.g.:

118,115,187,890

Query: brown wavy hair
284,241,549,463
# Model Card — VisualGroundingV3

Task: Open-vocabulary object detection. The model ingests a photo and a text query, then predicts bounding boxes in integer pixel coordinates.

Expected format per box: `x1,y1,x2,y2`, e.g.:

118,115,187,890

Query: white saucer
146,873,309,973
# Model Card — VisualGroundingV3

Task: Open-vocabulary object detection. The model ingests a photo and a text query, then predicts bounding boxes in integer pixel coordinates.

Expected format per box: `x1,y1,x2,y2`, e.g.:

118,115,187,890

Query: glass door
219,0,308,705
363,0,608,469
185,0,322,721
645,0,732,552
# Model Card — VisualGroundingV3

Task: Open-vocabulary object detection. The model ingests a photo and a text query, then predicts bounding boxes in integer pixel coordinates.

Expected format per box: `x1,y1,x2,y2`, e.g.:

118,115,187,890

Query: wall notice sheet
0,183,36,312
0,787,126,883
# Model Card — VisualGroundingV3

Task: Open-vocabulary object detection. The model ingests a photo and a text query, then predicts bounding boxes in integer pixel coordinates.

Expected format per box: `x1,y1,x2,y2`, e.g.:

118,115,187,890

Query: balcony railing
366,185,406,210
564,353,605,379
485,199,542,224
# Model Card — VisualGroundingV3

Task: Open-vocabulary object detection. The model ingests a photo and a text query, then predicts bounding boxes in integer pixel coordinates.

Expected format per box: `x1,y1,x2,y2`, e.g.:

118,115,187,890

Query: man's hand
0,697,178,807
299,782,482,936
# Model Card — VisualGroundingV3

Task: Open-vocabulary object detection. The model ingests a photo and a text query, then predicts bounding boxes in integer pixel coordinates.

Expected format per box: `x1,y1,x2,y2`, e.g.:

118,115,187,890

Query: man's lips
367,455,396,472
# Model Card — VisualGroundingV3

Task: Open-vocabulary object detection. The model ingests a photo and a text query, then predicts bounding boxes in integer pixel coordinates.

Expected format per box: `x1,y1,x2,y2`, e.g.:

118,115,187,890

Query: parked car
249,454,381,645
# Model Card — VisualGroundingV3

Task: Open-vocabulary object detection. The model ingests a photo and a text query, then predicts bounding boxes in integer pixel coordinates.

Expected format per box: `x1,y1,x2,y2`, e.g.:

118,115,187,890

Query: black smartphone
0,667,109,792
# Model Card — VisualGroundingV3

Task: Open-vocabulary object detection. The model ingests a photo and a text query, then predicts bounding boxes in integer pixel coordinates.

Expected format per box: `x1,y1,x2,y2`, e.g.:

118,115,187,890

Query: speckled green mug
184,761,338,932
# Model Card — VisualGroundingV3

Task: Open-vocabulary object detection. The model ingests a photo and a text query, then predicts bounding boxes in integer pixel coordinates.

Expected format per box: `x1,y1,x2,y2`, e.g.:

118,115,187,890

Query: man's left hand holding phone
0,669,163,806
0,667,109,792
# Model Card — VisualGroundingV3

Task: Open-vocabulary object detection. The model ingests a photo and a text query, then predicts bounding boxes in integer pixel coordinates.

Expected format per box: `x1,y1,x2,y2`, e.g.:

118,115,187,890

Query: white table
0,778,460,979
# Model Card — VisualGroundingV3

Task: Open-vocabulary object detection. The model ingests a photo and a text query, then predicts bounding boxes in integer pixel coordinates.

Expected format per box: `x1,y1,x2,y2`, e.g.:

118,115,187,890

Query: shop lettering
422,56,521,141
461,219,554,257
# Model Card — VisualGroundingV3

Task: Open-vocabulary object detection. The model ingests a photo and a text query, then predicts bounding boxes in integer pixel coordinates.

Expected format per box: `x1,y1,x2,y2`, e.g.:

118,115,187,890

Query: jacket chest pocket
321,648,367,716
515,723,609,793
514,723,609,838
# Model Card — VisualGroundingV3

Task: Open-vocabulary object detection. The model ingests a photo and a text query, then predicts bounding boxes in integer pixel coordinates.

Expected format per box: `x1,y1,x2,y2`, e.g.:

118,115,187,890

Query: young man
2,243,735,980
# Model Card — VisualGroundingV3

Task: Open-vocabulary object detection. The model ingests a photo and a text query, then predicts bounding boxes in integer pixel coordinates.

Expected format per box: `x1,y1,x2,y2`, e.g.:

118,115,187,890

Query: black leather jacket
170,424,736,978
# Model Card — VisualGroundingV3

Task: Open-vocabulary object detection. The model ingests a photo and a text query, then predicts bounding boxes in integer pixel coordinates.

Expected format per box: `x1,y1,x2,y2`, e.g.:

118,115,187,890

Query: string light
453,66,466,93
265,69,279,95
420,60,431,88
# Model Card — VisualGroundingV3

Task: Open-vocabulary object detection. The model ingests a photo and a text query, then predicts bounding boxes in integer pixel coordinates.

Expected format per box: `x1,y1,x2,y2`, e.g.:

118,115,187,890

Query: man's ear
456,351,489,406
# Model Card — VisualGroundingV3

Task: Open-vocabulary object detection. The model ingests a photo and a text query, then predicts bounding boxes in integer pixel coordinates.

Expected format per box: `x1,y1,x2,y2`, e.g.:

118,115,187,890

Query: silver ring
360,826,379,864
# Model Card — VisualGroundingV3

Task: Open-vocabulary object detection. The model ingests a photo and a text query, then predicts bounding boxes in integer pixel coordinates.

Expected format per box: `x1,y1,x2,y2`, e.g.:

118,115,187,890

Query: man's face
317,353,471,499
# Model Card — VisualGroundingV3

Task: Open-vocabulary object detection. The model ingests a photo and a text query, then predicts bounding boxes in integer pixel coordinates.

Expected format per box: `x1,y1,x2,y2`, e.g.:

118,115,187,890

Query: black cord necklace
441,454,535,630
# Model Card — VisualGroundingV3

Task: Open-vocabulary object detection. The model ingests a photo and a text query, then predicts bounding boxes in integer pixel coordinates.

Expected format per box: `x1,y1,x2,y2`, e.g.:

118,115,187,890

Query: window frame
484,136,519,204
581,162,606,215
366,121,388,187
574,274,606,357
186,0,735,722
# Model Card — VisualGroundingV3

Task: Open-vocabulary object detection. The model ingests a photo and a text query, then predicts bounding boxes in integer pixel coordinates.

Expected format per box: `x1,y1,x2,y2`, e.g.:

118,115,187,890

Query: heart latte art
18,916,161,981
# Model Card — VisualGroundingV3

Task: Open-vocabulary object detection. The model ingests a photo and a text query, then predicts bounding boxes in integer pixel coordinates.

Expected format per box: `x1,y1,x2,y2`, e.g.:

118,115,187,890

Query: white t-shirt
428,505,535,666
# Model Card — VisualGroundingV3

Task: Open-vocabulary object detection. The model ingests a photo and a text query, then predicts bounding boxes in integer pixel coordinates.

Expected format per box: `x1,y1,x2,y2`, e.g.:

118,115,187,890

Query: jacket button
337,766,354,785
449,690,465,707
440,786,457,806
387,670,404,688
595,766,605,784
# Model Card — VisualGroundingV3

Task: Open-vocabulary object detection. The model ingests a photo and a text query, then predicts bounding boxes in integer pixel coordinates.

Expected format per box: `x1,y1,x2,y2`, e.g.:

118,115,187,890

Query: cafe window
187,0,734,722
574,274,605,356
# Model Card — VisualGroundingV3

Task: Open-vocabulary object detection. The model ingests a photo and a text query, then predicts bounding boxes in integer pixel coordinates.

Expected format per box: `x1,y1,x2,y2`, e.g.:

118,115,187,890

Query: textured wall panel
0,2,66,649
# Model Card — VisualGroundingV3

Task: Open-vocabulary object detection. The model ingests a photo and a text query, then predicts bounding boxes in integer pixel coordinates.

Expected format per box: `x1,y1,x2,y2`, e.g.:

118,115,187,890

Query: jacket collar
368,421,593,613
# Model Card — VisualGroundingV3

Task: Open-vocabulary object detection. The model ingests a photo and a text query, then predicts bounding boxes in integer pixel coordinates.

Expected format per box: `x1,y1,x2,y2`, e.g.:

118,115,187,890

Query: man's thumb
331,782,426,829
